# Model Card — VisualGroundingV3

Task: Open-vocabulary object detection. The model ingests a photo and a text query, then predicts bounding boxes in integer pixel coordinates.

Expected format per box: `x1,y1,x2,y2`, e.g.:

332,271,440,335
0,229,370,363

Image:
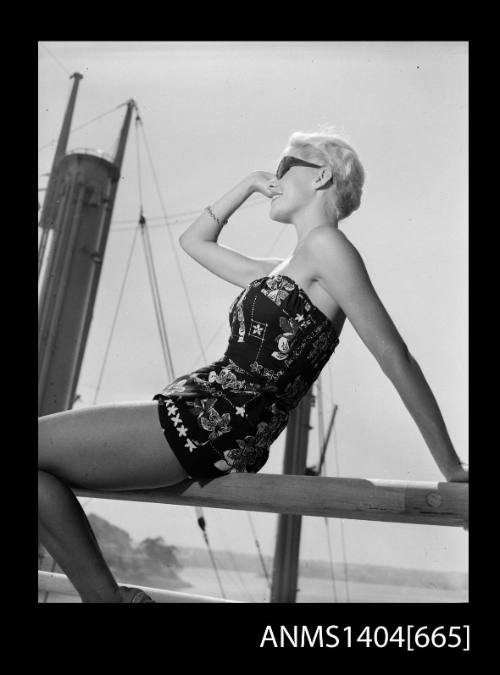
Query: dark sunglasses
275,155,323,180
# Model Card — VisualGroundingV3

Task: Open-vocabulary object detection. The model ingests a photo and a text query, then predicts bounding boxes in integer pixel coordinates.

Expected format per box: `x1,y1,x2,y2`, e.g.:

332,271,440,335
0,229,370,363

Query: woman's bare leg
38,401,188,603
38,470,123,602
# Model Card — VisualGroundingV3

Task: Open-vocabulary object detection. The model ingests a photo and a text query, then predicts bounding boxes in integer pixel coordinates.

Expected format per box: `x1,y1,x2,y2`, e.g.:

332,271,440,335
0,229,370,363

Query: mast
38,73,83,276
68,98,136,399
113,98,135,170
38,84,135,416
270,387,314,603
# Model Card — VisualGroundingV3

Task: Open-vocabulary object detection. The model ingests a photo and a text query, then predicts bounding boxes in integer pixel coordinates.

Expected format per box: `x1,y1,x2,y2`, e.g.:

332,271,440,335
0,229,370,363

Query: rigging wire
327,363,350,602
38,102,128,153
135,110,176,380
316,377,338,603
211,512,256,602
246,512,271,601
83,216,286,399
135,112,210,367
134,109,175,379
92,226,141,405
140,215,175,379
195,508,227,599
39,43,71,77
331,416,350,602
109,196,270,231
321,456,339,602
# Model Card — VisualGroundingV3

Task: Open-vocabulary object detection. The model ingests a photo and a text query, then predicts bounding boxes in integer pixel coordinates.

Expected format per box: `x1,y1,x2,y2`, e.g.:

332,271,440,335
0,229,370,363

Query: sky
38,41,468,584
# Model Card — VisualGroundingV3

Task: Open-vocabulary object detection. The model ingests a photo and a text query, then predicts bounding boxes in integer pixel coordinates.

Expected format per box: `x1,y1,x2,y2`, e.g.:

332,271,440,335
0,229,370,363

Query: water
177,566,467,603
39,566,467,603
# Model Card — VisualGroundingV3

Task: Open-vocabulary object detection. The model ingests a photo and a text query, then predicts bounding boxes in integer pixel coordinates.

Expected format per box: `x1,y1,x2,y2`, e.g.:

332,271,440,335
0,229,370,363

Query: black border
31,36,474,664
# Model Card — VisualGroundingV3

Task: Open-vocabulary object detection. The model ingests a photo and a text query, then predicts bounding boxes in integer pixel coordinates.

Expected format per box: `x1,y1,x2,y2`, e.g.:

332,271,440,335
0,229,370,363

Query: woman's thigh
38,401,188,490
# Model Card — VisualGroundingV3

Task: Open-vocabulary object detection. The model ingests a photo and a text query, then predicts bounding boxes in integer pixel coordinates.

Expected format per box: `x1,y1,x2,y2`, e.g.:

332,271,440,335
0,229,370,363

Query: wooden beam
74,474,468,528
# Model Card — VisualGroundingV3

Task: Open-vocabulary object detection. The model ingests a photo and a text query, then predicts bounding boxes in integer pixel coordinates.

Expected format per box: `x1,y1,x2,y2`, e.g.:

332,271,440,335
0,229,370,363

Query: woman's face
269,151,323,224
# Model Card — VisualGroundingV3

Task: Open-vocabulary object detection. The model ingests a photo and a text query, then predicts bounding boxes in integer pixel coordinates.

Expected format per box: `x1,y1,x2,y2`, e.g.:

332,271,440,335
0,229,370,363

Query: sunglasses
275,155,323,180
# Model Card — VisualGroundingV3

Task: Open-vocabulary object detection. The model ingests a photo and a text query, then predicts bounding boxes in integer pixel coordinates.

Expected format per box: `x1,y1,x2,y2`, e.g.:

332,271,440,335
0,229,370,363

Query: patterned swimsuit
153,274,340,479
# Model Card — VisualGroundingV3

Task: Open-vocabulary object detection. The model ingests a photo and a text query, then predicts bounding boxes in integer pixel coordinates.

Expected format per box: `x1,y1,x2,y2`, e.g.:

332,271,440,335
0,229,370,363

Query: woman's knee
38,414,68,475
38,468,64,509
38,416,53,472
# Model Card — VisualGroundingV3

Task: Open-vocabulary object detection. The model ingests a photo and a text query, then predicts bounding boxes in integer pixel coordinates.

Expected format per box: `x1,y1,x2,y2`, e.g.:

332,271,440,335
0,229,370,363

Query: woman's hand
444,462,469,483
247,171,280,198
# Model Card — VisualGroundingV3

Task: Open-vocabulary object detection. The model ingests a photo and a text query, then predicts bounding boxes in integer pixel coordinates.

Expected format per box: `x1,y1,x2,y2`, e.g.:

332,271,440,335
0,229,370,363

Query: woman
38,130,468,603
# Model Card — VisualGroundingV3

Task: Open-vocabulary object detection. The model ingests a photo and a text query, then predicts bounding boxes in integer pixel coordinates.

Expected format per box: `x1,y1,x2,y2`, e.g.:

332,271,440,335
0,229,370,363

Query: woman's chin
269,203,291,224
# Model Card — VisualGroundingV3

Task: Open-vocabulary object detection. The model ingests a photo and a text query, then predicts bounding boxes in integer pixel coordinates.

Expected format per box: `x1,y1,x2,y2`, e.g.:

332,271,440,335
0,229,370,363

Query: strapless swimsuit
153,274,340,479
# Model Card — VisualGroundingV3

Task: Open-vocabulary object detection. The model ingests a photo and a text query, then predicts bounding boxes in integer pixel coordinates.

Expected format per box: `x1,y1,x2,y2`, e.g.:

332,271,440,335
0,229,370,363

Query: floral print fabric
154,274,340,479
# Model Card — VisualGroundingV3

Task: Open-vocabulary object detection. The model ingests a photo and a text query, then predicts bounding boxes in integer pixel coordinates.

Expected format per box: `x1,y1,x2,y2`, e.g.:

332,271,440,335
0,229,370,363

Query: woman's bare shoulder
304,227,363,272
306,225,353,248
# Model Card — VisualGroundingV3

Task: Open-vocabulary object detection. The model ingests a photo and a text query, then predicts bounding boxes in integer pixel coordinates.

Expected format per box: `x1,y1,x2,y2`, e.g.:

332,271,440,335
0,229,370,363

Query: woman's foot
118,585,156,603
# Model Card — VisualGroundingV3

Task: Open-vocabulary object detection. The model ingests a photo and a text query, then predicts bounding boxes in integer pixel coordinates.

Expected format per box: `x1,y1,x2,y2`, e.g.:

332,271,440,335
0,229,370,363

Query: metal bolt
426,493,442,508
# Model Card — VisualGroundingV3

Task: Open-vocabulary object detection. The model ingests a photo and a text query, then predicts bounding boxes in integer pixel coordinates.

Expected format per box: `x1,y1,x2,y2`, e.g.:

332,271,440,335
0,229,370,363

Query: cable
80,215,286,398
39,43,71,77
140,215,176,380
92,227,141,405
331,419,350,602
323,524,338,602
247,513,271,600
134,110,145,209
109,196,270,232
136,114,210,366
195,507,227,599
316,377,338,602
134,112,281,374
212,512,256,602
38,102,128,153
327,364,350,602
134,114,176,381
321,457,338,603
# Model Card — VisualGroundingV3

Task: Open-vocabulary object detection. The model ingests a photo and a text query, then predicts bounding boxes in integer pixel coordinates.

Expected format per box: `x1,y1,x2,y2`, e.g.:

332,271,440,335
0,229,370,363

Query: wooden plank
74,473,468,528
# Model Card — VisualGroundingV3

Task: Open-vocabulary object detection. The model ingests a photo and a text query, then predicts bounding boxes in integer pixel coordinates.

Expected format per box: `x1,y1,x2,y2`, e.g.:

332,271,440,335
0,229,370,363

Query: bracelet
205,205,228,228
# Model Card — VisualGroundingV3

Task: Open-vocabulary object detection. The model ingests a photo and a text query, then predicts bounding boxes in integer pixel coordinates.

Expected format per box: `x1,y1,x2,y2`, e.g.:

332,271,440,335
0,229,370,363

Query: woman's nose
268,176,282,194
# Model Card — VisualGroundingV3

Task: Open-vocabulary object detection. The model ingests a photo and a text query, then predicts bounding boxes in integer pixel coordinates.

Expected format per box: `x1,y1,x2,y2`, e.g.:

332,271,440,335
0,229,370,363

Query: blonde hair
285,129,365,220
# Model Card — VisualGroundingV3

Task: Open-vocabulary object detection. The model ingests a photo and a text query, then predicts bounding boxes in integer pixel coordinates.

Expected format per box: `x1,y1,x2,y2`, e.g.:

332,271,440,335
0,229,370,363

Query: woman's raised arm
179,172,282,288
180,171,276,244
307,226,468,483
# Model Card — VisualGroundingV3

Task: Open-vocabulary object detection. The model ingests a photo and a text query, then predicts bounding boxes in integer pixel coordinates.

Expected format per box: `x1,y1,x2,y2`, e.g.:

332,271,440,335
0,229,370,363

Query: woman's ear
313,166,333,190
